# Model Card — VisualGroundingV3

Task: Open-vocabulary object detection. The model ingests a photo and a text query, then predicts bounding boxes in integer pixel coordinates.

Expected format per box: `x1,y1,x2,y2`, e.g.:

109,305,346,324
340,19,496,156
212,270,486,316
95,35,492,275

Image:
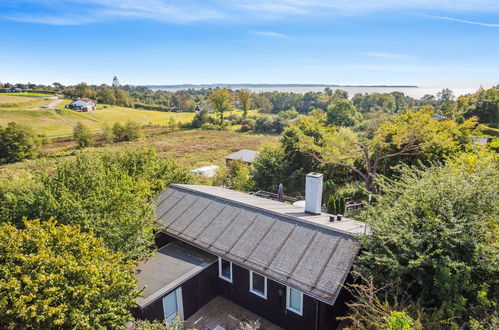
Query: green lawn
0,100,197,137
0,95,51,110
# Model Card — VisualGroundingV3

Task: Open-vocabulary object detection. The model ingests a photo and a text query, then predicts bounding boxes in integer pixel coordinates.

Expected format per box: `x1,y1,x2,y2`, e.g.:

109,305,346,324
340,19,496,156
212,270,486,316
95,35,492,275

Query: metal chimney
305,172,323,215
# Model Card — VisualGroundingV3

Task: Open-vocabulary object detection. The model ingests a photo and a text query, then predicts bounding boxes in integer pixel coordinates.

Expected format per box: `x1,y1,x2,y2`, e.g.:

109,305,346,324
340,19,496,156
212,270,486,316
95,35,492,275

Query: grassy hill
0,95,258,137
0,95,196,137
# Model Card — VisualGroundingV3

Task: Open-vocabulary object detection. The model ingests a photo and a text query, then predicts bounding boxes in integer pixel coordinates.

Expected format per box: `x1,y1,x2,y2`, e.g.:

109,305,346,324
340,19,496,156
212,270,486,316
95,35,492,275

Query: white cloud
252,31,291,38
3,0,499,25
421,14,499,28
364,52,417,59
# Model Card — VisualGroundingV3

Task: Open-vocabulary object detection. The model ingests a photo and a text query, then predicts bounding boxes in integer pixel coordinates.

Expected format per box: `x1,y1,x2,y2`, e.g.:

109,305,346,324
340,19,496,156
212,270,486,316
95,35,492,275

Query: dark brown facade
136,233,351,330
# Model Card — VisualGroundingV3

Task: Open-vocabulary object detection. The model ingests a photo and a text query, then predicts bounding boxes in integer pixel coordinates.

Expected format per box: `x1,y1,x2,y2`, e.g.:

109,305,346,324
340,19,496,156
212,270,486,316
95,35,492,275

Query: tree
460,87,499,123
355,153,498,328
253,94,273,113
209,88,233,125
237,89,252,118
52,82,64,90
96,86,116,105
0,122,42,163
215,159,253,191
73,121,92,148
0,149,191,259
112,120,142,141
326,99,360,127
102,122,113,143
112,75,121,88
296,110,476,193
0,219,139,329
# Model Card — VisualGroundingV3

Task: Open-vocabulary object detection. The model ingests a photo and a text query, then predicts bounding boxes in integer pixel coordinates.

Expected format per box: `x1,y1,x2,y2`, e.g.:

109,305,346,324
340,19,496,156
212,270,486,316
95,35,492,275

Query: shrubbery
0,148,191,259
0,219,139,329
73,121,92,148
355,152,499,328
112,120,142,141
0,122,43,163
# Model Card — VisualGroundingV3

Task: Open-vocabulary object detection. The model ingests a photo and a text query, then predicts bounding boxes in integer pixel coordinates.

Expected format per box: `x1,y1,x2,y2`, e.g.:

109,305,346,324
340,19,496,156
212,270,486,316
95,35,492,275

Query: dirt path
35,99,76,127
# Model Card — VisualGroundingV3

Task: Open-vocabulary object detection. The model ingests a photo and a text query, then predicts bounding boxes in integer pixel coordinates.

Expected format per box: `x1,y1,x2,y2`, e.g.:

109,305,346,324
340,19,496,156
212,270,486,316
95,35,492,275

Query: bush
0,219,139,329
240,124,251,132
0,149,191,259
73,121,92,148
191,110,209,128
112,120,142,141
356,152,499,327
0,122,42,163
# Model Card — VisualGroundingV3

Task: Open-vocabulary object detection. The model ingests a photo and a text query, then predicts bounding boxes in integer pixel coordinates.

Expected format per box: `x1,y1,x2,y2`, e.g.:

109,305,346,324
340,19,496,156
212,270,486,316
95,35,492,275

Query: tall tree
0,219,139,329
0,122,42,163
237,89,252,118
296,110,476,193
209,88,233,124
326,99,360,127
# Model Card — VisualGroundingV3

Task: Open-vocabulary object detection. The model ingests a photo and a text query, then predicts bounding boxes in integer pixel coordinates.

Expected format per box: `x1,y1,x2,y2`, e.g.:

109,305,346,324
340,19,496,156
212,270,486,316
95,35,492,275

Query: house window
286,286,303,316
249,271,267,299
218,257,232,283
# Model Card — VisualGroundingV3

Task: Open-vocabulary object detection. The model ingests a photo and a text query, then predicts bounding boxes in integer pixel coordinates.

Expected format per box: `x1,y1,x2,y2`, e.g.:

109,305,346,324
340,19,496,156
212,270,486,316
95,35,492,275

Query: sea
148,85,482,99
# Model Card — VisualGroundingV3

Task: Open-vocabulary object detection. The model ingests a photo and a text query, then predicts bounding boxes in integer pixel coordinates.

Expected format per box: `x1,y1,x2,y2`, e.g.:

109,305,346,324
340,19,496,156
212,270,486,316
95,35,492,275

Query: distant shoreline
145,83,418,89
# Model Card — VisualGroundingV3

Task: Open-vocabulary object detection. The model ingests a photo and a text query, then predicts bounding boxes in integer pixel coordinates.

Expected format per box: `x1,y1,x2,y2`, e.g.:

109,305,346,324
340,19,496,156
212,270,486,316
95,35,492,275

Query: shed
190,165,219,178
225,149,258,167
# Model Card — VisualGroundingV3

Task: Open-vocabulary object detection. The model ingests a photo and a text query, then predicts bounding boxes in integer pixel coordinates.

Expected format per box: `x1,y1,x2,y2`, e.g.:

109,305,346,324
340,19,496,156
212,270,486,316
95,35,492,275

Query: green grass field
1,95,261,137
0,95,198,136
0,129,277,181
0,94,51,110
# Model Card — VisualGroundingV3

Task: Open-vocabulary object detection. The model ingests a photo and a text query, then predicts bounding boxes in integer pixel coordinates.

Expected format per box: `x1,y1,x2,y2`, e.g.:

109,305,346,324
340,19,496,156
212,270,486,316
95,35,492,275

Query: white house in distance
67,98,97,112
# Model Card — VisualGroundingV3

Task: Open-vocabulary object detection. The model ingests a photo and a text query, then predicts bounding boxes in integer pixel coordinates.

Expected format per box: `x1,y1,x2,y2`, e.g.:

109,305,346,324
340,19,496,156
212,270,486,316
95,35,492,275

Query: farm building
225,149,258,167
134,173,367,329
195,104,213,114
1,87,22,93
67,98,96,112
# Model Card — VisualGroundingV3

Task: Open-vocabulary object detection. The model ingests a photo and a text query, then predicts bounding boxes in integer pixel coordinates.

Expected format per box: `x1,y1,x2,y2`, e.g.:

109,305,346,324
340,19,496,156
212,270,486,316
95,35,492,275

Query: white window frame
249,271,267,299
218,257,233,283
286,286,303,316
163,287,184,325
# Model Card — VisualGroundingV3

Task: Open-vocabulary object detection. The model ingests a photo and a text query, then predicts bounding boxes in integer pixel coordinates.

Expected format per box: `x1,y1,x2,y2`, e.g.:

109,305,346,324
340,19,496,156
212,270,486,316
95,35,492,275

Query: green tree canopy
296,110,476,192
73,121,92,148
356,152,499,328
237,89,252,118
0,149,191,259
0,122,42,163
326,99,360,127
209,88,233,124
0,219,139,329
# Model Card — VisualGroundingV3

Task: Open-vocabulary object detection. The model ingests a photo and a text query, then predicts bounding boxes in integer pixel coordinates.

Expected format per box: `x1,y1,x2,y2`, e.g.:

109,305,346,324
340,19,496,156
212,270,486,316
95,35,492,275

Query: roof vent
305,172,323,215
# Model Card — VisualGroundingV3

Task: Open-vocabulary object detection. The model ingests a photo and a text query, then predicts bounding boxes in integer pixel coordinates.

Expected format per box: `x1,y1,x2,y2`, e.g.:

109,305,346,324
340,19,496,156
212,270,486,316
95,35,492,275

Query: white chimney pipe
305,172,323,215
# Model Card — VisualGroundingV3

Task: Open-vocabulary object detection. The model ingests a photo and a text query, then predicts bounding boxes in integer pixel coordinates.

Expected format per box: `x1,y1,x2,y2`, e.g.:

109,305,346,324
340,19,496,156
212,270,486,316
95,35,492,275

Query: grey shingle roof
225,149,258,163
155,184,365,305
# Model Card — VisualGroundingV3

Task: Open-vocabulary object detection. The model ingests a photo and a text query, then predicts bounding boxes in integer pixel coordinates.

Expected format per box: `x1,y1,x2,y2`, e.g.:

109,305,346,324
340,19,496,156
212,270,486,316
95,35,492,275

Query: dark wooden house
135,174,367,330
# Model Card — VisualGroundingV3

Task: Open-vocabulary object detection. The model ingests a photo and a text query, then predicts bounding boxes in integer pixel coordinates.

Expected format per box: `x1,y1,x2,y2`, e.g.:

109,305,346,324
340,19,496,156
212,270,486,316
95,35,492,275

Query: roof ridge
168,184,359,238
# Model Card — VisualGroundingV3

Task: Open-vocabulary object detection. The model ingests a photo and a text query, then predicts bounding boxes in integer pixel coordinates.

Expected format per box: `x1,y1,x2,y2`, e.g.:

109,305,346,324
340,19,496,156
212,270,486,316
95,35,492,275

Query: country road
30,98,76,127
47,100,75,127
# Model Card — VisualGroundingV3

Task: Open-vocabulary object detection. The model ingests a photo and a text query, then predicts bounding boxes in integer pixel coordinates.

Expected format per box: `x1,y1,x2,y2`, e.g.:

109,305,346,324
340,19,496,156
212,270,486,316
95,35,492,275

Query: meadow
0,128,276,181
0,94,259,137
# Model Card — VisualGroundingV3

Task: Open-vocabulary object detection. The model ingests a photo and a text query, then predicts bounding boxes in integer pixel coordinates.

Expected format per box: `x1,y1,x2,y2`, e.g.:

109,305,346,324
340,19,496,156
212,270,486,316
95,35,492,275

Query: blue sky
0,0,498,88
